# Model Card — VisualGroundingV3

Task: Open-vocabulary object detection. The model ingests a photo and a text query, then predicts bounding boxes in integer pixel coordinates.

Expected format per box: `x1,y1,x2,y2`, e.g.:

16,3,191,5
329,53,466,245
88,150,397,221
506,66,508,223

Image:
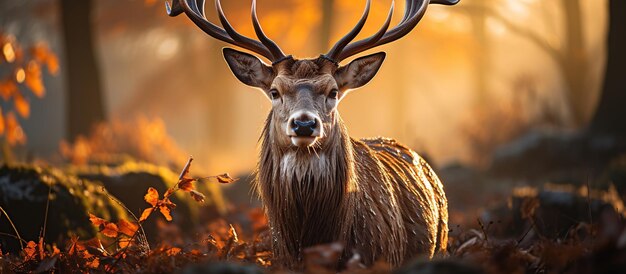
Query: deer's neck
257,112,356,262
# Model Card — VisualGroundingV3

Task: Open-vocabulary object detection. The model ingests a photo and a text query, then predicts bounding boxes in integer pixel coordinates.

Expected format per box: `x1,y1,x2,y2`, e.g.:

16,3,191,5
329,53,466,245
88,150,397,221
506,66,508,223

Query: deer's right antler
166,0,291,64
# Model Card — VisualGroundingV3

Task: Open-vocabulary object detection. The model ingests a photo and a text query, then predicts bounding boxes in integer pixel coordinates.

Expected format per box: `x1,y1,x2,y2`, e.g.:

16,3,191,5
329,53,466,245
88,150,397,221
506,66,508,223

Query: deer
166,0,459,268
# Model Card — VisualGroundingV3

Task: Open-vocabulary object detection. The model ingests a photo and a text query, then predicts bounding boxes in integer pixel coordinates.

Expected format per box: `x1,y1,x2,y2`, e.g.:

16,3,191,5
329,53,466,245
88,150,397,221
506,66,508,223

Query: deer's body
167,0,458,268
255,60,447,267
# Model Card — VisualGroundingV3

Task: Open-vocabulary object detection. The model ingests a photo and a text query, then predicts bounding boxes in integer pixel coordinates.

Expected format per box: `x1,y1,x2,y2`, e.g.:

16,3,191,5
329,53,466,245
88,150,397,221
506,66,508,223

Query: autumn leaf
5,112,26,145
52,245,60,256
0,79,18,101
117,219,139,237
179,178,195,192
139,207,154,222
159,205,173,221
144,187,159,207
38,237,45,260
25,61,45,97
24,241,37,259
86,257,100,269
88,213,107,227
166,247,181,256
118,239,132,249
101,223,119,238
13,92,29,118
0,108,5,135
190,190,205,203
216,173,237,184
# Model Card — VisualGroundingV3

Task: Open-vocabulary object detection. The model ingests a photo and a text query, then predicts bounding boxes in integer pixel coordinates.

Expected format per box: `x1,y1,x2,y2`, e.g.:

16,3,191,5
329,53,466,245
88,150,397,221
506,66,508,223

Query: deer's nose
291,119,317,137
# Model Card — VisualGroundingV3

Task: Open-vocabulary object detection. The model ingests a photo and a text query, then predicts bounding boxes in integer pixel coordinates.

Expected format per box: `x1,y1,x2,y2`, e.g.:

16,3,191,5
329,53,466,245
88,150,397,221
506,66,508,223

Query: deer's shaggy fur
256,108,448,268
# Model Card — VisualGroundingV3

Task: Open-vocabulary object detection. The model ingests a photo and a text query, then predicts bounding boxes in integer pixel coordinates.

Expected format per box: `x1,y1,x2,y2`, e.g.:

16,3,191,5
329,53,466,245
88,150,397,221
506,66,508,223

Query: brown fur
256,107,448,268
223,52,448,268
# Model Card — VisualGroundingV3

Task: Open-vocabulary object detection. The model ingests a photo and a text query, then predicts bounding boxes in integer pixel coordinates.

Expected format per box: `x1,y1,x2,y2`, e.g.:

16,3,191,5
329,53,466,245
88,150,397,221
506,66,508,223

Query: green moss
0,164,129,252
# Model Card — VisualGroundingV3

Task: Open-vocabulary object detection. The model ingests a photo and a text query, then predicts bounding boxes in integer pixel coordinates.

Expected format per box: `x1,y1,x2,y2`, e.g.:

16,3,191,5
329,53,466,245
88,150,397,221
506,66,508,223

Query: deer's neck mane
256,111,357,263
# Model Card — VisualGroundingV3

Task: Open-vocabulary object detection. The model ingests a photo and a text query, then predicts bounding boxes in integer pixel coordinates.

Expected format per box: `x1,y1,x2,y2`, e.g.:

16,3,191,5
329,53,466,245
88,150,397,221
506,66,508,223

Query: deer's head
167,0,459,148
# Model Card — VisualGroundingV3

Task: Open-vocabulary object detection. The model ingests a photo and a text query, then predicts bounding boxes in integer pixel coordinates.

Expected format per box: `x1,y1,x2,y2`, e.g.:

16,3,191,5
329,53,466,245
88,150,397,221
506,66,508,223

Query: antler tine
215,0,274,59
332,0,460,63
338,1,394,61
325,0,372,61
252,0,288,62
166,0,276,61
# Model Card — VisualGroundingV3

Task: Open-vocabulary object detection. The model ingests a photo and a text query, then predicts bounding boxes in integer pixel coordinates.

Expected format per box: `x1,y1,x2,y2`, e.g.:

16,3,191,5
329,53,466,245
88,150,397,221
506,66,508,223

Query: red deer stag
166,0,459,268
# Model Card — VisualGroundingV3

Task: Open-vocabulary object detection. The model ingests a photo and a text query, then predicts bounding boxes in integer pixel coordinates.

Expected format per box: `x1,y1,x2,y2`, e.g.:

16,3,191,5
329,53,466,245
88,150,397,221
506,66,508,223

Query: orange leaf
118,238,132,249
38,237,44,260
166,247,181,256
159,205,173,221
52,245,60,256
178,178,195,192
25,61,45,97
190,190,205,203
139,207,153,222
101,223,119,238
13,92,29,118
0,79,18,101
88,213,107,227
216,173,237,184
86,257,100,269
117,219,139,237
24,240,36,258
0,108,5,135
144,187,159,206
5,112,25,145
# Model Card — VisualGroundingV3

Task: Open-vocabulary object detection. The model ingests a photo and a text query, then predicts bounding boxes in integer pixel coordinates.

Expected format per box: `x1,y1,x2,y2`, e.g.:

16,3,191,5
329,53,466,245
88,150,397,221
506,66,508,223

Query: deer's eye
328,89,339,99
269,89,280,100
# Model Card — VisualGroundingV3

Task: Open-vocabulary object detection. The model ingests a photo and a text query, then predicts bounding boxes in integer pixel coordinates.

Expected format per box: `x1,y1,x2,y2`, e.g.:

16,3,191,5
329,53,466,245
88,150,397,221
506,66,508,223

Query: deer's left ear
223,48,274,89
334,52,386,90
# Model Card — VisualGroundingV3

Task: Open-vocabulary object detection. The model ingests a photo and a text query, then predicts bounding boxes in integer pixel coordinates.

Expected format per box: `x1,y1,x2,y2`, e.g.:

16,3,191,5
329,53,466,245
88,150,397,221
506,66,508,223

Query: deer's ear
223,48,273,89
334,52,385,90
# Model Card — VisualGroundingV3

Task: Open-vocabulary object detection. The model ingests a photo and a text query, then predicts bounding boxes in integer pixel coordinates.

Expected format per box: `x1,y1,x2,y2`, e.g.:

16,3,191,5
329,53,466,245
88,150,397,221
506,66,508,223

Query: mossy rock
481,184,625,243
0,164,129,252
72,161,227,242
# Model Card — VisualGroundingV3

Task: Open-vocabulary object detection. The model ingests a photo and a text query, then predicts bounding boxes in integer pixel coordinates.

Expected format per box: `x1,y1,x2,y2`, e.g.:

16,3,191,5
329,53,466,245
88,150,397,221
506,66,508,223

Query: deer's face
223,48,385,148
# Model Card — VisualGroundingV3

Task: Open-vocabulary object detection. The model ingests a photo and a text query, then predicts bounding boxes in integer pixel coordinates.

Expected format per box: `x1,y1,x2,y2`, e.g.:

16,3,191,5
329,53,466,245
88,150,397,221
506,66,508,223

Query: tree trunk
60,0,106,140
589,0,626,136
320,0,335,52
560,0,589,126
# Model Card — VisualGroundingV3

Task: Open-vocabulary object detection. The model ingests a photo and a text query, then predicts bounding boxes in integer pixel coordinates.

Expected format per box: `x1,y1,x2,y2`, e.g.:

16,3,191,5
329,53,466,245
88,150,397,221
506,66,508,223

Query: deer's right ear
223,48,273,89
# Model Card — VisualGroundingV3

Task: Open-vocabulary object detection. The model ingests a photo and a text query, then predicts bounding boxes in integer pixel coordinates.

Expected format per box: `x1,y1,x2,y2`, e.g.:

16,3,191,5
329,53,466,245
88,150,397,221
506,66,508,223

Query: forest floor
1,149,625,274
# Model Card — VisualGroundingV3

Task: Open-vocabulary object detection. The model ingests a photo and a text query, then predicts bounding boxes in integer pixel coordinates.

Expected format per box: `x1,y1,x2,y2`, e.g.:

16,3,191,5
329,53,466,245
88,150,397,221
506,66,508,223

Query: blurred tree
589,0,626,137
60,0,106,141
484,0,591,127
320,0,335,52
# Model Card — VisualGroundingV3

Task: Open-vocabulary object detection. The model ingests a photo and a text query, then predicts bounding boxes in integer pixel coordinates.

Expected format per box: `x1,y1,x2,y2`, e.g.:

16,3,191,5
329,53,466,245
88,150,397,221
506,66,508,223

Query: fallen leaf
24,241,37,259
86,257,100,269
166,247,181,256
38,237,44,260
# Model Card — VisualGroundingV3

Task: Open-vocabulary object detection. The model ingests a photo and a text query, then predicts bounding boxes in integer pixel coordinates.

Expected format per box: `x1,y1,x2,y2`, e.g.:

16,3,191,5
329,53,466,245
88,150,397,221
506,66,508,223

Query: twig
40,181,52,242
0,206,24,249
100,186,150,253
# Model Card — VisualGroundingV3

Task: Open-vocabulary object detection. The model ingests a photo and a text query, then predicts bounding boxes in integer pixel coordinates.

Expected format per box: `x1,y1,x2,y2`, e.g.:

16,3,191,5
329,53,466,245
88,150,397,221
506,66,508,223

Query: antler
325,0,459,63
166,0,290,63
